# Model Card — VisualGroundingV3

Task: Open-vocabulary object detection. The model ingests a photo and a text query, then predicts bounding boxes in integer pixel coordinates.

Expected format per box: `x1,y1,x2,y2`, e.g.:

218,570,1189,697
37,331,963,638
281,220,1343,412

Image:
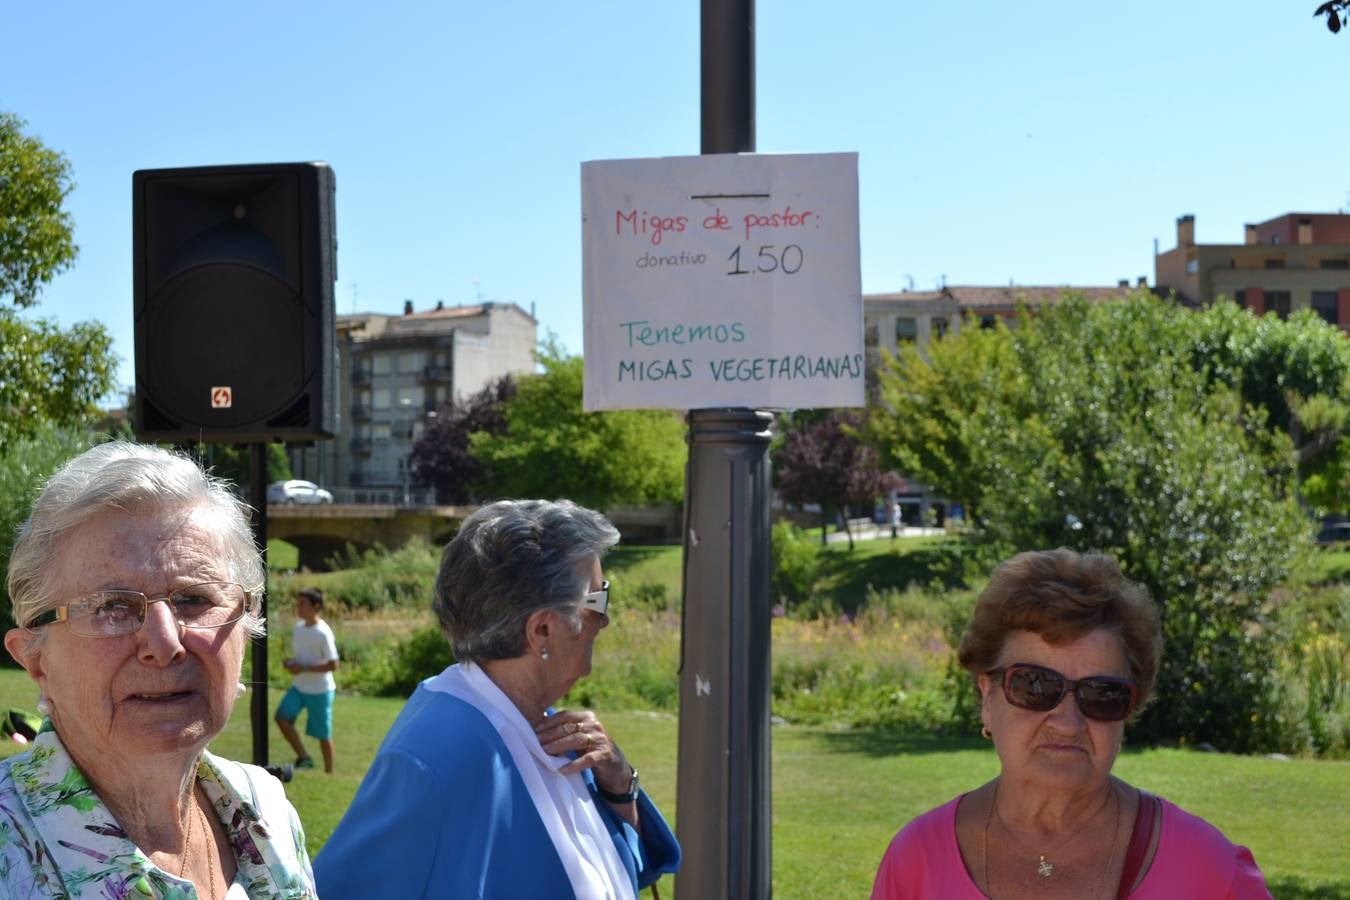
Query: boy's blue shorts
276,686,335,740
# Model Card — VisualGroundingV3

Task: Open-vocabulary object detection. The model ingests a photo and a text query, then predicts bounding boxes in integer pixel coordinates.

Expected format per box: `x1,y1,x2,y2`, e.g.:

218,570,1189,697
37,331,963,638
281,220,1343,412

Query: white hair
6,441,265,639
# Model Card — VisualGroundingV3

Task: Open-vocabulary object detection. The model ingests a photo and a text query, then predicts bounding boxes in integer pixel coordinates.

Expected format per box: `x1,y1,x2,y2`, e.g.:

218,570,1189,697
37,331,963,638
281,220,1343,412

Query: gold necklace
197,796,221,900
981,780,1122,896
177,788,220,900
176,793,197,879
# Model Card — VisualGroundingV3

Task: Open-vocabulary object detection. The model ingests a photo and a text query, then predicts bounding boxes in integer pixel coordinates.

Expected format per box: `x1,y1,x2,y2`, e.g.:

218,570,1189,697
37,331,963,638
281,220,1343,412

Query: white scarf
425,663,636,900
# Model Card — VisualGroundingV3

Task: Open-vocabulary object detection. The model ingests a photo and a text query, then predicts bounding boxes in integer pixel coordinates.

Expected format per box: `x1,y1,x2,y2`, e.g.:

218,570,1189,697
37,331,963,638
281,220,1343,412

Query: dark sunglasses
988,662,1138,722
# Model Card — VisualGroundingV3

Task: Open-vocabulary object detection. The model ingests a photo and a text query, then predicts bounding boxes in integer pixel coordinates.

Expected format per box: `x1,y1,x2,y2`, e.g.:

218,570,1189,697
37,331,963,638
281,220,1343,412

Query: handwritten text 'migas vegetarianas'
617,353,865,383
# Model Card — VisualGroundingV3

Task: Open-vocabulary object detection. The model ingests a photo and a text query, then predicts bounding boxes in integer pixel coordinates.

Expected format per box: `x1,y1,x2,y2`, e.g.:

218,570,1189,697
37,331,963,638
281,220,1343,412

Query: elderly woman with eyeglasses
315,499,679,900
871,549,1272,900
1,442,316,899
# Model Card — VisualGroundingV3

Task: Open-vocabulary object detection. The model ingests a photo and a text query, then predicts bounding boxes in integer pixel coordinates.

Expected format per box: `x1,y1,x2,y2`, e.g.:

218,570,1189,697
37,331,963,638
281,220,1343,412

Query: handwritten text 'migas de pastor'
615,206,819,246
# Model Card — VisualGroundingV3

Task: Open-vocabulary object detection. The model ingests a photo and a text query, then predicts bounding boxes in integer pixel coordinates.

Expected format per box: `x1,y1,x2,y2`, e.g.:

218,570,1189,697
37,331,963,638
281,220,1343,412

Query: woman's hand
535,709,632,796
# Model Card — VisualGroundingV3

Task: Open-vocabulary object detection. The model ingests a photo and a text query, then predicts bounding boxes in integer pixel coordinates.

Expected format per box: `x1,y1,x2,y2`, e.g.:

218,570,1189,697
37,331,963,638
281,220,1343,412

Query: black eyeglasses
988,662,1138,722
26,582,255,639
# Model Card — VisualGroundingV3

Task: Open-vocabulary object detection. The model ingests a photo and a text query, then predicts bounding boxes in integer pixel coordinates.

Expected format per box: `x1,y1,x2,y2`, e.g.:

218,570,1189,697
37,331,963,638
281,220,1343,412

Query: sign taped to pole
582,152,862,411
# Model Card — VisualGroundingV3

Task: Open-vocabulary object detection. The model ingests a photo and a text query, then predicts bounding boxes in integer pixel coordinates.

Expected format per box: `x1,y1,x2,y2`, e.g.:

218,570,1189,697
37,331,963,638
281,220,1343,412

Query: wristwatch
597,766,640,804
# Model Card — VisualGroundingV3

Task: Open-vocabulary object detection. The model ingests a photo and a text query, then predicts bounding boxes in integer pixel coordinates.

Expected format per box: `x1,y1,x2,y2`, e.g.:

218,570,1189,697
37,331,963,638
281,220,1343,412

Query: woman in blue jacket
316,499,679,899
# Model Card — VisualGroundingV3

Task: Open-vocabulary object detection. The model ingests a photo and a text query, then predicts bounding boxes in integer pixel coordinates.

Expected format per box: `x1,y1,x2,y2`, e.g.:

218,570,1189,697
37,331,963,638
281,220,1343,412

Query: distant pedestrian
890,501,902,539
276,587,340,773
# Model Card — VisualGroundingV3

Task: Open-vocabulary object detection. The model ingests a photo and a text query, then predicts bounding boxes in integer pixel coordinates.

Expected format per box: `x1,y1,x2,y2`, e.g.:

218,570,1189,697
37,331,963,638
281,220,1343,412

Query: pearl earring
36,695,51,717
236,682,248,699
541,647,549,660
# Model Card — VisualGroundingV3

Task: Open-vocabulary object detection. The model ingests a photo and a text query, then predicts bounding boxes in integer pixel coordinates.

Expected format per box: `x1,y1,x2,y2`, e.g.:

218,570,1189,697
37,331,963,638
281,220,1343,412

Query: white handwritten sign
581,152,862,411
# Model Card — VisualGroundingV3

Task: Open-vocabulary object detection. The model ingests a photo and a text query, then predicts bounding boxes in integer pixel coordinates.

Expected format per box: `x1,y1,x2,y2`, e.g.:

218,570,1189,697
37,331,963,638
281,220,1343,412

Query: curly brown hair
957,548,1163,712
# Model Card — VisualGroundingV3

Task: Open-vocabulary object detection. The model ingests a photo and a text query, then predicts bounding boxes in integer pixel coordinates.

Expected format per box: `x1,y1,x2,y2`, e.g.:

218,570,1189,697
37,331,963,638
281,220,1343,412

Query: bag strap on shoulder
1117,789,1159,899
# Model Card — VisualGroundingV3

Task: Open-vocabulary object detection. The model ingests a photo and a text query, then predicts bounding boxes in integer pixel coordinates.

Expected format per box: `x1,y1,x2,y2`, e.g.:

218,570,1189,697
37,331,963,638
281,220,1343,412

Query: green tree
0,113,78,309
869,293,1309,751
0,426,93,649
197,443,293,495
0,308,116,453
410,374,516,504
471,341,686,509
773,410,897,548
0,113,116,453
1186,302,1350,512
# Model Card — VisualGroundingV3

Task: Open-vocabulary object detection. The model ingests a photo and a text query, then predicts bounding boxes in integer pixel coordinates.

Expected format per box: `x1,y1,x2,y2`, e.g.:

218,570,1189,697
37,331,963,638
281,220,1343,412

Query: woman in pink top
871,549,1271,899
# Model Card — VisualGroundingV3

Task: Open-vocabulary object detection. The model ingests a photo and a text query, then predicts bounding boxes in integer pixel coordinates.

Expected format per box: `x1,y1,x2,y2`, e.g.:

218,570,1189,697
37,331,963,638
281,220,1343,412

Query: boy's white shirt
291,617,338,693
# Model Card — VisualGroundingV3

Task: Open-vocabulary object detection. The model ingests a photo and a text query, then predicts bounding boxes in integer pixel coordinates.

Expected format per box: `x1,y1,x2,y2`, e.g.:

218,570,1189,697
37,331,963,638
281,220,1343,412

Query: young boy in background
275,586,340,773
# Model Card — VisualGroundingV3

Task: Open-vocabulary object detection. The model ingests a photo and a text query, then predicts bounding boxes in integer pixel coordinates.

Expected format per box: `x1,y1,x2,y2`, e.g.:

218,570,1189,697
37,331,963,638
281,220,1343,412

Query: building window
1185,258,1199,275
933,317,949,339
980,316,998,330
1267,291,1292,320
372,423,392,444
398,350,427,373
895,317,917,343
396,386,425,409
372,388,391,410
1320,258,1350,270
371,354,392,375
864,323,879,347
1235,290,1246,308
1313,291,1339,325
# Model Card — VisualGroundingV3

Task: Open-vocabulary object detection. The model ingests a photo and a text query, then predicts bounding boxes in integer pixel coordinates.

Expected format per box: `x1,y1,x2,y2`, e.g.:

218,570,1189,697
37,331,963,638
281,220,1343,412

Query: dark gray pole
249,444,270,766
676,2,772,897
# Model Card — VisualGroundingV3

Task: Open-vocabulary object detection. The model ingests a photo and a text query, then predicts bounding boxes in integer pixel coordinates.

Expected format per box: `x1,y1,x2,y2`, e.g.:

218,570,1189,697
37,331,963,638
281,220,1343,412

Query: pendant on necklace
1037,855,1054,878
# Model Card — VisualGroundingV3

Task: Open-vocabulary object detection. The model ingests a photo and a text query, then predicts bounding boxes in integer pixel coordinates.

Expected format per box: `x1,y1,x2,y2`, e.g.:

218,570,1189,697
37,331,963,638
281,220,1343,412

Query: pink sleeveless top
870,794,1271,899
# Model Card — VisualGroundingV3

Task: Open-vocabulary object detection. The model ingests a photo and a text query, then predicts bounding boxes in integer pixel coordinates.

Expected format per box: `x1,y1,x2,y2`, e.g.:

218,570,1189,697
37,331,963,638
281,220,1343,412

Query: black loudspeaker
133,162,337,443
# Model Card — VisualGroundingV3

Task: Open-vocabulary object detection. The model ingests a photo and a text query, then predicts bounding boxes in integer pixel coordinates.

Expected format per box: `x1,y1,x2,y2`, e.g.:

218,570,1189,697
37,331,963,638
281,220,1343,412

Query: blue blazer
315,683,680,899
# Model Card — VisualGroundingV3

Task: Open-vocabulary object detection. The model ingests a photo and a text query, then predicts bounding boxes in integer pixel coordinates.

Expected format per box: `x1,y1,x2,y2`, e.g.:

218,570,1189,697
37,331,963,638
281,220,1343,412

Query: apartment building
288,300,536,494
1154,213,1350,324
862,283,1137,364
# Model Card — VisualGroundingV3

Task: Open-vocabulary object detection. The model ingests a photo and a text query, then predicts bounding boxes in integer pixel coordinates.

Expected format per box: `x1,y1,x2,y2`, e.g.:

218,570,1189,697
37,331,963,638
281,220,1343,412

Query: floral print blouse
0,730,316,899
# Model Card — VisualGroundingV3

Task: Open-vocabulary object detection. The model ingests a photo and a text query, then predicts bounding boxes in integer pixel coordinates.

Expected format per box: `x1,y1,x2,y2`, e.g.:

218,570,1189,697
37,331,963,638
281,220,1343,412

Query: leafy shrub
343,626,455,698
0,427,90,656
1267,584,1350,757
323,539,441,611
614,580,672,613
771,520,826,612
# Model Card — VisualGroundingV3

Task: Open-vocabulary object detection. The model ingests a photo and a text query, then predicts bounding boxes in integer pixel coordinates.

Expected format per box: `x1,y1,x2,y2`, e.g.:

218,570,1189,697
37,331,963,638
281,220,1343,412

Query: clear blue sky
7,1,1347,396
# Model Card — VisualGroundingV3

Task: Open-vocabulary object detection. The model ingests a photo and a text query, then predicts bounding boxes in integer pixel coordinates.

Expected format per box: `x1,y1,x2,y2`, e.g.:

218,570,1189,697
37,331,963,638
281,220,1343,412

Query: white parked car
266,479,334,505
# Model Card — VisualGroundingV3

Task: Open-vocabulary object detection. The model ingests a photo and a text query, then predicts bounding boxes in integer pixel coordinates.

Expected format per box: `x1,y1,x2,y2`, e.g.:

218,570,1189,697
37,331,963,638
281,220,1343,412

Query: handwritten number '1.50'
727,245,804,276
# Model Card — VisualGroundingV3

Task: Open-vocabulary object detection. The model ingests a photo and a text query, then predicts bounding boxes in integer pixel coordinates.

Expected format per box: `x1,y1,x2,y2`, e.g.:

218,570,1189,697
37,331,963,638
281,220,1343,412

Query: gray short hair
433,499,620,664
6,441,265,638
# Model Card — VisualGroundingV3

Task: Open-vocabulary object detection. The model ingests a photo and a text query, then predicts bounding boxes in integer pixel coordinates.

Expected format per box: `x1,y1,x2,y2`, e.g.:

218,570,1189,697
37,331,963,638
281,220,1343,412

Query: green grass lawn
267,538,299,571
1304,546,1350,585
605,534,966,614
2,669,1344,898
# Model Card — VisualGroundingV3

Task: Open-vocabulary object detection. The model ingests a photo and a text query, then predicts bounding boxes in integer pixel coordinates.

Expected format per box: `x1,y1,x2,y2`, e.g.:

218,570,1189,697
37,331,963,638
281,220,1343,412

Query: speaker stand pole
249,443,270,766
